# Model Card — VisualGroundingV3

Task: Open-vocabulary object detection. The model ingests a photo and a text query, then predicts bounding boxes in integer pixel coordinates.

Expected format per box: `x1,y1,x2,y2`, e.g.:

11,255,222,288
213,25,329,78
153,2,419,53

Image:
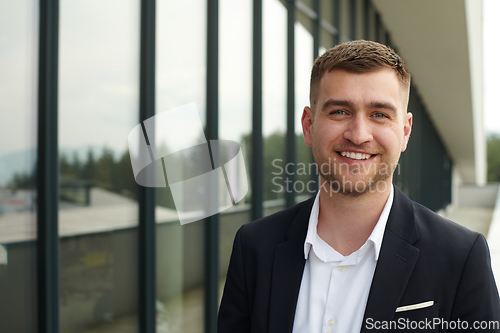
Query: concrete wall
458,184,499,207
0,242,37,333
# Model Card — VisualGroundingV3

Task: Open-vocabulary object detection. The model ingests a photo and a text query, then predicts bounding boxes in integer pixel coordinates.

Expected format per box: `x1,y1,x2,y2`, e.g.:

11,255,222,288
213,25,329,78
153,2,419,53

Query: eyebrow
321,99,353,112
321,99,398,113
368,101,398,113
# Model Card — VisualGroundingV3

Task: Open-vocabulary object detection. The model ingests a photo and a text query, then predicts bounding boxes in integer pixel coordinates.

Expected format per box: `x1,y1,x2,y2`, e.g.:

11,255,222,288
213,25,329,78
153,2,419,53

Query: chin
320,173,391,197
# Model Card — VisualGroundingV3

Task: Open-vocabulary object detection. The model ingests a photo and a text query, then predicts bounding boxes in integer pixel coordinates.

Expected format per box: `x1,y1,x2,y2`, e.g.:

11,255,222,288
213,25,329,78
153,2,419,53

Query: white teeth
339,151,372,160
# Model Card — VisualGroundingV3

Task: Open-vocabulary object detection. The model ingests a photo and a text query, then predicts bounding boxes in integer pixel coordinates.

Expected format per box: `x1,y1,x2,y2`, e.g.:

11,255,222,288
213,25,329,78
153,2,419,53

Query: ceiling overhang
372,0,485,184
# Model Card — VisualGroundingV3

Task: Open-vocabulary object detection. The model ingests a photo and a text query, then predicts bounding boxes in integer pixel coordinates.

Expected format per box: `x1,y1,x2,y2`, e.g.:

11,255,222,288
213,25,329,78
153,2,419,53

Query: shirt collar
304,184,394,262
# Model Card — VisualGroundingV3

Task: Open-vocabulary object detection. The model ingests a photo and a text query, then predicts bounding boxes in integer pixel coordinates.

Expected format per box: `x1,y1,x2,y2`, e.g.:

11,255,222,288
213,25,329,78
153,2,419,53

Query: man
218,40,500,332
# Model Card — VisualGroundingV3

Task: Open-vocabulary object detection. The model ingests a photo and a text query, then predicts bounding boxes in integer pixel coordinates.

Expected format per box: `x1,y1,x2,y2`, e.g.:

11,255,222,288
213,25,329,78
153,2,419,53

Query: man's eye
374,112,387,118
331,110,346,115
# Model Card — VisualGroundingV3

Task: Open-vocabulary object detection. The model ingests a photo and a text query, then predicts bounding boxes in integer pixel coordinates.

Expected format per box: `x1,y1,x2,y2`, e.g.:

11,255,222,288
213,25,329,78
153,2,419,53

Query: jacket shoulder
411,200,481,253
238,197,314,247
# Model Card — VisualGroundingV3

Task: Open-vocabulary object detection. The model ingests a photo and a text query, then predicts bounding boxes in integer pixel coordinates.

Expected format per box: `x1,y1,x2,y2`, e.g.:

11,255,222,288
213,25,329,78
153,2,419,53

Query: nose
342,114,373,145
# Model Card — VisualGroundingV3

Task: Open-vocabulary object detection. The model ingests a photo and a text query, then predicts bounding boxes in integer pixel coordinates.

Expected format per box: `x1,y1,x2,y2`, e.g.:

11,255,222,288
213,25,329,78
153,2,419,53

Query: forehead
317,68,408,111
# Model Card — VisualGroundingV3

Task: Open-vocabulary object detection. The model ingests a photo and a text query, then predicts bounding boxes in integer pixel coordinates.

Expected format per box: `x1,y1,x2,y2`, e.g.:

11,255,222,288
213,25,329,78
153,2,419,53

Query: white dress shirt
292,185,394,333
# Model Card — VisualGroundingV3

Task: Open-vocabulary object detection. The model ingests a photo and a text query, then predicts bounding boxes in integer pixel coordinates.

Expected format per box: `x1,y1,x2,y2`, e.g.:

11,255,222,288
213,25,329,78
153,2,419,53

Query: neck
316,177,392,256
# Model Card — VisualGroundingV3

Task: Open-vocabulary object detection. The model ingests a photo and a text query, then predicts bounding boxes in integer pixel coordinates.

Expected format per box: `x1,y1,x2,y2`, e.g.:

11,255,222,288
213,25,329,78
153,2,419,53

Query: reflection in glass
0,0,38,331
263,0,287,203
320,28,334,51
218,0,253,301
367,5,377,42
319,0,336,50
320,0,333,25
295,21,313,135
295,21,315,199
299,0,313,9
340,0,350,41
156,0,206,332
355,0,364,40
59,0,140,331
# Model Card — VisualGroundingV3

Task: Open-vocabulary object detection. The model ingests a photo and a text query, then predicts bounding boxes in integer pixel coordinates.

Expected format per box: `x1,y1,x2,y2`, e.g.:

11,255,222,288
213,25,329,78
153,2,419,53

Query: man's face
302,68,412,196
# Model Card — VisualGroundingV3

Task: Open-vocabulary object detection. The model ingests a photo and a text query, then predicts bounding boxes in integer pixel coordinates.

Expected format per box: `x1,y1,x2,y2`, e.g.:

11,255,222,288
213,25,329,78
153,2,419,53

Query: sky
484,0,500,135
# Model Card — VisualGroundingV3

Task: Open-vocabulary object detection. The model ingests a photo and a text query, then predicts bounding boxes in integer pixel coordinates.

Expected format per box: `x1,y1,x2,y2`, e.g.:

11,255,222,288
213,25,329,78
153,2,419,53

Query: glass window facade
58,0,140,331
295,12,315,200
156,0,207,332
340,0,351,41
0,0,454,332
262,0,287,207
355,0,364,40
218,0,253,302
0,0,38,331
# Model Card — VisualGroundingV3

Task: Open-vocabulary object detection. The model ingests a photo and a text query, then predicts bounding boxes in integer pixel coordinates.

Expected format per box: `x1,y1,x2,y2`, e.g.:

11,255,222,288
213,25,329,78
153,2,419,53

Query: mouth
338,151,375,161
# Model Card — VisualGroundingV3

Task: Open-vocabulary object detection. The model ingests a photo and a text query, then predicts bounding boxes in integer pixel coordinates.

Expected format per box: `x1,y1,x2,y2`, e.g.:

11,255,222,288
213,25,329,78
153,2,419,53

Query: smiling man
305,68,410,198
218,40,500,333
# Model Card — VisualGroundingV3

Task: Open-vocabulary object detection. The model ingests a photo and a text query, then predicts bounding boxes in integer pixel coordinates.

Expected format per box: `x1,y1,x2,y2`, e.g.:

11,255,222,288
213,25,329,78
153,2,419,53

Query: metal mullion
37,0,60,332
313,0,320,60
251,0,263,221
374,12,381,43
350,0,356,40
286,0,296,208
138,0,156,332
205,0,219,332
385,31,392,48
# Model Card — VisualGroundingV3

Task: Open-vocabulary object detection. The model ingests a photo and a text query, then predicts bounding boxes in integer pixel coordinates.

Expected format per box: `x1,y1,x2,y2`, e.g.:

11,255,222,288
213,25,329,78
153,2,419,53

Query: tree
95,147,115,190
81,148,96,182
113,150,138,199
8,161,36,189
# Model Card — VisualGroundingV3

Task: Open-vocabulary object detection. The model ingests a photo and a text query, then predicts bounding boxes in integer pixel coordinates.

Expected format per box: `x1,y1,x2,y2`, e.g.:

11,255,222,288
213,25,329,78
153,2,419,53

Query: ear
401,112,413,152
302,106,314,147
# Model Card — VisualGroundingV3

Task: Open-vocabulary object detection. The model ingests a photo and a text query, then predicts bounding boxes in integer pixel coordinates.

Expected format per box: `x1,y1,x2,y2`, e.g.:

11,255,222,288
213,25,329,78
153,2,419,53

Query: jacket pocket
388,303,439,332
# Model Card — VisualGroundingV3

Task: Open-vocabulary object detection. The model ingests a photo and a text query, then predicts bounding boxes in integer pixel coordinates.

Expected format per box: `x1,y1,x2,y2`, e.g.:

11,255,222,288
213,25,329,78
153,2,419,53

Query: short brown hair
310,40,411,106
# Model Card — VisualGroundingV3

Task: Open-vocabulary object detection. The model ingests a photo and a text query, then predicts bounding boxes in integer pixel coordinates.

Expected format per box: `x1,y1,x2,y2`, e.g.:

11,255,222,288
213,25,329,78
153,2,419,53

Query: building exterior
0,0,484,332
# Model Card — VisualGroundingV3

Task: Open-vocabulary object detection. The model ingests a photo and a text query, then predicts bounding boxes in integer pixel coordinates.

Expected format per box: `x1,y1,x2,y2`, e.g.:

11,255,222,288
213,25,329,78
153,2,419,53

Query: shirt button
328,318,336,326
337,266,345,272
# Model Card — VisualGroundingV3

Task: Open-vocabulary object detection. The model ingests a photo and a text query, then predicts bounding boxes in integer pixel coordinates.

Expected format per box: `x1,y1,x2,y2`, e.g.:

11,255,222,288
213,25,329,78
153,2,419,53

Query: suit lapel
361,187,420,333
268,197,313,333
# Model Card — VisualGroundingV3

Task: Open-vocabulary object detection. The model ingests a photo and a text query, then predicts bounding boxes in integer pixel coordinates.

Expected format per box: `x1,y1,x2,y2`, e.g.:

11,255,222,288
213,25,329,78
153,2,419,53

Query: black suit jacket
218,186,500,332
